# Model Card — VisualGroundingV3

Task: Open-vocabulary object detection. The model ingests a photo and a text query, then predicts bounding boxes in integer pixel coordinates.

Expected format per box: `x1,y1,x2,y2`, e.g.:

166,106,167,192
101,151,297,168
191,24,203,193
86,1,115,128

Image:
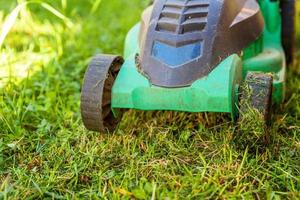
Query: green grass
0,0,299,199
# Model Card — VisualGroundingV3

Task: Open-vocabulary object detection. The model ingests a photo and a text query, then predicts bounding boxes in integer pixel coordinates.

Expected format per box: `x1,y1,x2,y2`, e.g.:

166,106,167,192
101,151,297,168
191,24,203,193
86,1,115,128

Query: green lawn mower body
81,0,295,132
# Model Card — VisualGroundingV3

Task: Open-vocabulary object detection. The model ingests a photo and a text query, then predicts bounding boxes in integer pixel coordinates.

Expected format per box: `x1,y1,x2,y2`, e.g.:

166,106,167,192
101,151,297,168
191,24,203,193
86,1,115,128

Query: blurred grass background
0,0,299,199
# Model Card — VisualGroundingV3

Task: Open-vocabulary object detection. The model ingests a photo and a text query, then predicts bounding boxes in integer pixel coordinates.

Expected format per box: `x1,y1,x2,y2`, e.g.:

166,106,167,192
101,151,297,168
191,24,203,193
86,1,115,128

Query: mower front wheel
81,54,124,133
238,72,273,128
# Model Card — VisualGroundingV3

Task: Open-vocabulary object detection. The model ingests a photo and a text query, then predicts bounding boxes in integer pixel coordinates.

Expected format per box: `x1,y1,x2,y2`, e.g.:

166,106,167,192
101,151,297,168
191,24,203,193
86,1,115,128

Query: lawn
0,0,299,199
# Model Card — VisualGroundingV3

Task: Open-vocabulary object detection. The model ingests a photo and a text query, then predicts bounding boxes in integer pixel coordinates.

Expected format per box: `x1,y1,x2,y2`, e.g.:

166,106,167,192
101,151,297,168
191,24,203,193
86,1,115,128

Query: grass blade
91,0,102,14
40,2,73,27
0,2,27,49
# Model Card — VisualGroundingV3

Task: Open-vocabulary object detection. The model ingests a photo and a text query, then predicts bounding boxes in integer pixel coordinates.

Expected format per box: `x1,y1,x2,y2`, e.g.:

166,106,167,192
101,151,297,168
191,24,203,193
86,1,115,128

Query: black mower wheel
280,0,296,64
81,54,124,132
239,72,273,127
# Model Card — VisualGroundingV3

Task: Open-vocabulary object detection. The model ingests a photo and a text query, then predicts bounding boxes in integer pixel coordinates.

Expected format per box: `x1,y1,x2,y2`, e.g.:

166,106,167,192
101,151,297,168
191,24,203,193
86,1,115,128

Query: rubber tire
81,54,124,132
239,72,273,126
280,0,296,64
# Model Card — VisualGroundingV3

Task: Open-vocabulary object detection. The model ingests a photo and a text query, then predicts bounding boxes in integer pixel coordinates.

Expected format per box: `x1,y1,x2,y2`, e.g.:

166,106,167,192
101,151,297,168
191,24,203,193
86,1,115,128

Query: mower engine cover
139,0,264,87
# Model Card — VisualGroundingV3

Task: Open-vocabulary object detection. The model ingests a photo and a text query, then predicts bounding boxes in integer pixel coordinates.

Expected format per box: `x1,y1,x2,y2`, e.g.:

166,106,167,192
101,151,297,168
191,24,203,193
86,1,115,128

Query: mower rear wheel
81,54,124,132
239,72,273,127
280,0,296,64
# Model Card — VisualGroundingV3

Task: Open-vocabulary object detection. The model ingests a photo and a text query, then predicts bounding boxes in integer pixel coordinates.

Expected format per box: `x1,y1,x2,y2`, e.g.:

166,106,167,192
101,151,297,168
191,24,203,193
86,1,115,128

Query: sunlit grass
0,1,78,89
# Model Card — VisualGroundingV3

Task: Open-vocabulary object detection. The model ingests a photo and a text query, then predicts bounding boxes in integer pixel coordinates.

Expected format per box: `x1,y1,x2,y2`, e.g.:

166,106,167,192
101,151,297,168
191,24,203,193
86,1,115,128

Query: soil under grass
0,0,299,199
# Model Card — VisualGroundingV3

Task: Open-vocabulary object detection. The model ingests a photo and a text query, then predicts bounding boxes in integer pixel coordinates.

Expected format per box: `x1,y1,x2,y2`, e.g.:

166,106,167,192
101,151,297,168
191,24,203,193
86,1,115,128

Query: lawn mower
81,0,295,132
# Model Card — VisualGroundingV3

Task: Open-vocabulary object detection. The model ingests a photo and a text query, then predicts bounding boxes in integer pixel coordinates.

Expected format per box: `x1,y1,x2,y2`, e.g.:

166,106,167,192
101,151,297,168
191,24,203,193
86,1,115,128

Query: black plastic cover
139,0,264,87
